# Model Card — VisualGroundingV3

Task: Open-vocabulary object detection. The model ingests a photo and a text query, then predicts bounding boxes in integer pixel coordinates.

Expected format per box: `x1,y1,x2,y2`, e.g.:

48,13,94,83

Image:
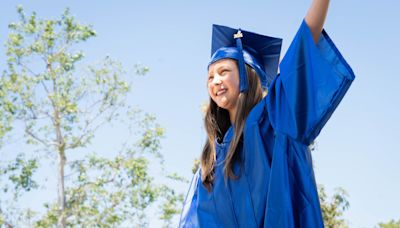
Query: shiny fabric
179,20,355,228
210,47,265,91
209,24,282,90
234,33,248,92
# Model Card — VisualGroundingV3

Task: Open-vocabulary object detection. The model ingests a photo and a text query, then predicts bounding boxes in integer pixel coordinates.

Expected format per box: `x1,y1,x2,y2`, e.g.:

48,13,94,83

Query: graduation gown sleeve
179,168,200,227
267,19,355,145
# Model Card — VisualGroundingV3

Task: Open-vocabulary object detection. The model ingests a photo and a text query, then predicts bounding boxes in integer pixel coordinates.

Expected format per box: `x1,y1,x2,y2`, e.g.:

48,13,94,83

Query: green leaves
136,113,165,162
25,12,37,34
8,33,24,47
377,219,400,228
134,63,150,76
43,20,56,49
9,157,38,192
40,150,178,227
0,154,38,197
0,5,184,227
158,185,185,227
318,185,350,228
62,8,96,43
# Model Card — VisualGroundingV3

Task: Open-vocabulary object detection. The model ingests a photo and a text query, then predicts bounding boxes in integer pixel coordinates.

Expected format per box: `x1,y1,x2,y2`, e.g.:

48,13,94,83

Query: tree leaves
377,219,400,228
0,5,184,227
318,185,350,228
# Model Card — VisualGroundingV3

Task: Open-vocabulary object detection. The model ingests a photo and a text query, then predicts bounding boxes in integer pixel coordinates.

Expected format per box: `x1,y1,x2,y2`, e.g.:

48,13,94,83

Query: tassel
234,30,248,92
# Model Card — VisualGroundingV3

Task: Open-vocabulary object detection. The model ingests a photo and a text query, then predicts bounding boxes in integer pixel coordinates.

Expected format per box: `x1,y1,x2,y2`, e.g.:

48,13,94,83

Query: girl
180,0,355,227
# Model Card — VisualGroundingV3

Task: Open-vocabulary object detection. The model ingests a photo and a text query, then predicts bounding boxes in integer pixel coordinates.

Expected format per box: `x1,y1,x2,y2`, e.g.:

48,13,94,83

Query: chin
212,96,231,110
216,103,231,110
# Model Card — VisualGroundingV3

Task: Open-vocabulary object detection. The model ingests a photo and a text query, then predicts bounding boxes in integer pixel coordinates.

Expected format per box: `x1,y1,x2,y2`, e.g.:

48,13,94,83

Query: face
207,59,240,112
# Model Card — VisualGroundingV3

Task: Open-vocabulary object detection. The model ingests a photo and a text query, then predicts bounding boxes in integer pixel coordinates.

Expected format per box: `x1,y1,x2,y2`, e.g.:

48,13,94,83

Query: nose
211,74,222,85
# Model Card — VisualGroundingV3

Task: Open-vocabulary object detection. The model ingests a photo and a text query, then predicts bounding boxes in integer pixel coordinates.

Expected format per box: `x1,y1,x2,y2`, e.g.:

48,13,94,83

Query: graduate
179,0,355,227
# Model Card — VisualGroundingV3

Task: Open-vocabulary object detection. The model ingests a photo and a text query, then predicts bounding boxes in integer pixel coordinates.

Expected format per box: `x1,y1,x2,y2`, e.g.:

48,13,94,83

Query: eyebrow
216,65,230,72
208,64,230,75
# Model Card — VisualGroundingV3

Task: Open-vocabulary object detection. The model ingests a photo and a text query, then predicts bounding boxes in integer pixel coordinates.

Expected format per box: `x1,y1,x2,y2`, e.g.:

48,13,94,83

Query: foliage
376,219,400,228
318,185,350,228
0,5,184,227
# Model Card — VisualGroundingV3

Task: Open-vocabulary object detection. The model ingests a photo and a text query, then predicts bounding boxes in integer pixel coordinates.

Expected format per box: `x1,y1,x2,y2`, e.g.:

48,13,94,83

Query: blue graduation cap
209,24,283,92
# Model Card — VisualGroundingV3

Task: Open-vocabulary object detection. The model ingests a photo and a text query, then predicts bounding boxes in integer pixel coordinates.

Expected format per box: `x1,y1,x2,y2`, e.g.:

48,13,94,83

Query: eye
208,75,214,81
220,69,229,75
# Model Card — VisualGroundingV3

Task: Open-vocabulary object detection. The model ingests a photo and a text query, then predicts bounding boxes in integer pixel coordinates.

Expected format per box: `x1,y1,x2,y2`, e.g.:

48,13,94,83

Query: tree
318,185,350,228
309,143,350,227
0,6,184,227
376,219,400,228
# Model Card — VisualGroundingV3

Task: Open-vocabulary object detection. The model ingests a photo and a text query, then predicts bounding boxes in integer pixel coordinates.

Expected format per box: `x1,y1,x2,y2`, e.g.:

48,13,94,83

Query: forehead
208,59,237,72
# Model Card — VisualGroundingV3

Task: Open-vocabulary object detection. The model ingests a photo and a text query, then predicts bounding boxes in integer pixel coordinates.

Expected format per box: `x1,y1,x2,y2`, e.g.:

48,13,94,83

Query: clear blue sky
1,0,399,227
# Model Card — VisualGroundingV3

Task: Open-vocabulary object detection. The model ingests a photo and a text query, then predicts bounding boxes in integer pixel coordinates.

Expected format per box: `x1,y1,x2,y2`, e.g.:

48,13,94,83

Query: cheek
207,83,214,93
207,84,214,97
233,75,240,88
228,75,240,94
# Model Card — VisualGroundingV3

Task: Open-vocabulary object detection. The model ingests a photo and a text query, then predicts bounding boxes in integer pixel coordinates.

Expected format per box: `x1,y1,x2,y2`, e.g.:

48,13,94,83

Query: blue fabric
209,47,267,91
179,19,355,228
209,24,282,90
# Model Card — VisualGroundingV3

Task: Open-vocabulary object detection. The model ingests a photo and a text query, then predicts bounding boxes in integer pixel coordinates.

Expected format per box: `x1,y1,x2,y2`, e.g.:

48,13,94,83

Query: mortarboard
209,24,283,92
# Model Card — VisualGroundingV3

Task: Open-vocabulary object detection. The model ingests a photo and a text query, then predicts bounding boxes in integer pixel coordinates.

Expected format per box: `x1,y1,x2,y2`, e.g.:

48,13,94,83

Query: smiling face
207,59,240,114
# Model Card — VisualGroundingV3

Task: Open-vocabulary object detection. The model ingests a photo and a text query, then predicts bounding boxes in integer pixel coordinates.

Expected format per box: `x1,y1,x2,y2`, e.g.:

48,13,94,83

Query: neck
228,106,237,124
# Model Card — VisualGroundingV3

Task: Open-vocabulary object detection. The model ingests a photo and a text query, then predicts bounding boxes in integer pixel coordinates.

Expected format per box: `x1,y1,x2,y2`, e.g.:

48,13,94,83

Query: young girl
179,0,355,227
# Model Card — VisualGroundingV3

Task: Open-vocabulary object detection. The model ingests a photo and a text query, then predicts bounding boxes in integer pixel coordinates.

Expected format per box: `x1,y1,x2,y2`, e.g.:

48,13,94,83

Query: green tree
0,6,184,227
318,185,350,228
376,219,400,228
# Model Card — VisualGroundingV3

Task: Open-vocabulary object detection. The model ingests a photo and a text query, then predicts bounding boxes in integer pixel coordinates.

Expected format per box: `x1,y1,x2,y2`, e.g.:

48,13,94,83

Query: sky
1,0,400,227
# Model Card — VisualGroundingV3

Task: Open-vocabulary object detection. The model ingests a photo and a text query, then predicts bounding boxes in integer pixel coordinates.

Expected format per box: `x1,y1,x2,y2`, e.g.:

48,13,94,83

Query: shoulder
245,96,268,126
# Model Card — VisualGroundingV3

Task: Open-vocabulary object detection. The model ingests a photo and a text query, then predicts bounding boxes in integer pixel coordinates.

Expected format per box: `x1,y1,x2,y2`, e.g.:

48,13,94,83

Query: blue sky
1,0,399,227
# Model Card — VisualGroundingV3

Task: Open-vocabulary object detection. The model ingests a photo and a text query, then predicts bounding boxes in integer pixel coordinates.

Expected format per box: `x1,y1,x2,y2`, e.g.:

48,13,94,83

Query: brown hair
201,64,264,192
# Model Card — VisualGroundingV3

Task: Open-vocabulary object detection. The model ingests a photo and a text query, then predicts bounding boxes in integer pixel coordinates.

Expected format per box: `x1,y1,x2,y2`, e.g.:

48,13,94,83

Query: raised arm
305,0,330,44
269,0,355,145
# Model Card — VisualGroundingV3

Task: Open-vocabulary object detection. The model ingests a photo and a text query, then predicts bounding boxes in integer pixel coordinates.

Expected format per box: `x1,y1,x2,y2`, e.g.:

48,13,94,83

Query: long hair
201,64,264,192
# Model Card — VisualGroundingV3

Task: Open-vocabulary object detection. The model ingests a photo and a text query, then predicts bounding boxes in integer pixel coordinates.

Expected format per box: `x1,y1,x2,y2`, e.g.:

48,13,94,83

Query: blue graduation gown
179,20,355,228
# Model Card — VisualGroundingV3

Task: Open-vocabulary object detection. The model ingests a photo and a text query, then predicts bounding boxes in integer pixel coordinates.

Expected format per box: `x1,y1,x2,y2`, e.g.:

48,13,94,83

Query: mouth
216,89,226,96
